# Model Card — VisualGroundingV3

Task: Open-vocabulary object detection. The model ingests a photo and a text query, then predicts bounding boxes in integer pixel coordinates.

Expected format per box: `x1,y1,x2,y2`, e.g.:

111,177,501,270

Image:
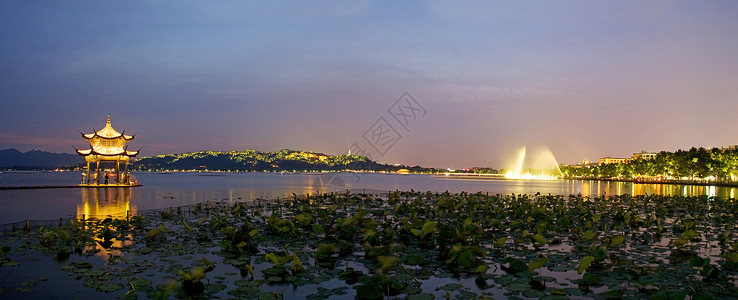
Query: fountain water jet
504,144,562,180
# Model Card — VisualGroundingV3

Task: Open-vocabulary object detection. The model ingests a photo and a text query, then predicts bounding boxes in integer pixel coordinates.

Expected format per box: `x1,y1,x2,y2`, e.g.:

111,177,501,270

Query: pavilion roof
76,115,139,157
81,115,135,140
75,148,140,157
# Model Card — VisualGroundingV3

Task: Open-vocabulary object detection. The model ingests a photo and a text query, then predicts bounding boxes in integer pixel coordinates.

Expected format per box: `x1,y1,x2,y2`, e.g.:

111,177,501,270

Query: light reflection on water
576,179,737,198
0,171,736,223
78,187,137,220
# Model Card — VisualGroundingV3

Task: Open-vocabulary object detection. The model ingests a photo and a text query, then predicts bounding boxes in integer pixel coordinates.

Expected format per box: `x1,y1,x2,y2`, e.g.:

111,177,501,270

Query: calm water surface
0,171,736,223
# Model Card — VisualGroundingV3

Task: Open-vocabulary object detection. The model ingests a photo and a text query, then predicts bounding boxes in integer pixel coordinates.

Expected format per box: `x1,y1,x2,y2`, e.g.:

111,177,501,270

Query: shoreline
564,176,738,188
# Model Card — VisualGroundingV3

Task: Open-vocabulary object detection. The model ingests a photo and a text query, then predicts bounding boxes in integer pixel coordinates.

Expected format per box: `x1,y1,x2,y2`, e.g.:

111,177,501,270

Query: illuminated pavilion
75,115,140,185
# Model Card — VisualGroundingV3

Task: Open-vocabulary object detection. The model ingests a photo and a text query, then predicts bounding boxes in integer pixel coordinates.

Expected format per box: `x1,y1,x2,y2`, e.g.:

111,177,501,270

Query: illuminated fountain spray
504,144,562,180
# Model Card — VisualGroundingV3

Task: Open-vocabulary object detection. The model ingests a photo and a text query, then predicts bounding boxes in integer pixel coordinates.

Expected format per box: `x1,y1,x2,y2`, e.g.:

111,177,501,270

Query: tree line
560,147,738,182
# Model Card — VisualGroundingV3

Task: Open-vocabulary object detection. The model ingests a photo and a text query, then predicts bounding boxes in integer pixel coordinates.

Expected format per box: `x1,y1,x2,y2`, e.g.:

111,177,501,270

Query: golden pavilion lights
75,115,140,185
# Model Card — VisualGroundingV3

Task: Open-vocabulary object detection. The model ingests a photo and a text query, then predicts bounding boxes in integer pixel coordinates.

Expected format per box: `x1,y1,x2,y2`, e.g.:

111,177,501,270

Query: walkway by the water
0,184,142,190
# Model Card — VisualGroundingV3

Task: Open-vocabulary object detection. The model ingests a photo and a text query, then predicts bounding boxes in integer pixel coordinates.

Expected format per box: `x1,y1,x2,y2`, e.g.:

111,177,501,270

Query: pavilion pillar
95,161,100,184
86,161,91,185
124,161,129,185
115,160,120,184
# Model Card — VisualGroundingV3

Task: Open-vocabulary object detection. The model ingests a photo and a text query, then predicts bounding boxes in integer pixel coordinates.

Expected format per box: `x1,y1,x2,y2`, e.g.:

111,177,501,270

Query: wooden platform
0,184,142,190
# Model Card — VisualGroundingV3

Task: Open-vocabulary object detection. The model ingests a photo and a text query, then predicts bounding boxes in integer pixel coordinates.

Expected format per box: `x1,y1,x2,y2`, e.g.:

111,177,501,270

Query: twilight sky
1,1,737,169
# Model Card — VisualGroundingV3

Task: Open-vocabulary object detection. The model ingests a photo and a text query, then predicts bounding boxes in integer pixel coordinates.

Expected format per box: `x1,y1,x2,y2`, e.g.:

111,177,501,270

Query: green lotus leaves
475,264,489,274
506,258,528,273
599,289,623,299
144,228,160,241
97,282,124,293
581,273,602,285
291,253,304,273
355,283,383,300
582,230,596,242
578,256,595,274
672,237,689,249
294,213,312,226
422,221,436,236
528,256,549,271
411,221,436,241
3,191,738,298
532,233,548,245
609,235,625,247
681,229,700,240
493,236,507,248
692,291,717,300
726,252,738,263
315,243,337,262
724,252,738,271
312,224,325,235
265,252,291,265
651,289,687,300
179,267,206,282
376,255,398,274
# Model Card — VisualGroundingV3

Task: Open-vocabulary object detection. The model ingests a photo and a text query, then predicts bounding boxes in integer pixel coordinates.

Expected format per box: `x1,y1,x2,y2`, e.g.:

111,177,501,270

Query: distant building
631,151,657,161
575,160,598,167
599,157,628,165
721,145,738,151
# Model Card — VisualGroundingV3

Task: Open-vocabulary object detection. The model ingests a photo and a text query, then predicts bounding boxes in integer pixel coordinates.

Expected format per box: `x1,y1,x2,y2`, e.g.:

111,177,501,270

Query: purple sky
1,1,737,169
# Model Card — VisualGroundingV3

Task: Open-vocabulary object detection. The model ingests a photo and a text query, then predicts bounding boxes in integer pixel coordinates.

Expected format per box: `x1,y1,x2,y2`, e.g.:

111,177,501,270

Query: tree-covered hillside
132,149,427,172
0,148,83,169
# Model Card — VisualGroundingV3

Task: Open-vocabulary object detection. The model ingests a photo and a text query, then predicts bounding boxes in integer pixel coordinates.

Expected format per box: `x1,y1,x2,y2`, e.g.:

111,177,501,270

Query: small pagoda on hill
75,115,140,186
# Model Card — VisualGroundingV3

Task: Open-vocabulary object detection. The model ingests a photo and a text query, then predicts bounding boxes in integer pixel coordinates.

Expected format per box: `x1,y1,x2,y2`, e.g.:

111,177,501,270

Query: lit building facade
599,157,629,165
75,116,139,185
631,151,657,161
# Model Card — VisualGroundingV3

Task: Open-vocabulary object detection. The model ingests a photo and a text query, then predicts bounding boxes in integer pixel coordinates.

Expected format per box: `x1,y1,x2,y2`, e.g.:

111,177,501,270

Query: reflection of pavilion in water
78,187,137,220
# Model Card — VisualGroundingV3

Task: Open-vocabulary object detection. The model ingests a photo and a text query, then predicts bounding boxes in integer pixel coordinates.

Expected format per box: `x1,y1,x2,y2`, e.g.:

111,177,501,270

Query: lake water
0,171,736,224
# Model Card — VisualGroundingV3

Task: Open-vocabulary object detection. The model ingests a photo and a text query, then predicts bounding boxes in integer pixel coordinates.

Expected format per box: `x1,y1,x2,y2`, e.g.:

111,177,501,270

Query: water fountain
504,144,562,180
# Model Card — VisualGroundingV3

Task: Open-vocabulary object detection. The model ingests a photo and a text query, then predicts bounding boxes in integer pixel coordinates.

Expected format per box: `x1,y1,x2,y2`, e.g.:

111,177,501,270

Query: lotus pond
0,191,737,299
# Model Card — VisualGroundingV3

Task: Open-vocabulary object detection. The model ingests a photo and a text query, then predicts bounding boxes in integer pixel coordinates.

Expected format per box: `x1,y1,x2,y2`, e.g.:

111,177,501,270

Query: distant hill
0,148,84,170
132,149,430,172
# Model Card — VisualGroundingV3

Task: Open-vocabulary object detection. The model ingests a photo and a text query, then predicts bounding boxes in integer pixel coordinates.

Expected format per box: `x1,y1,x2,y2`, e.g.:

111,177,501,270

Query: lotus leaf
692,291,717,300
258,291,281,300
475,264,489,274
294,213,312,226
355,283,383,300
493,236,507,248
582,273,602,285
144,228,160,241
439,283,462,291
609,235,625,247
291,253,304,273
265,252,291,265
599,289,624,299
582,230,596,242
505,258,528,273
376,255,398,274
97,282,124,293
403,252,424,265
528,256,549,271
724,252,738,263
651,289,687,300
577,256,595,274
406,293,434,300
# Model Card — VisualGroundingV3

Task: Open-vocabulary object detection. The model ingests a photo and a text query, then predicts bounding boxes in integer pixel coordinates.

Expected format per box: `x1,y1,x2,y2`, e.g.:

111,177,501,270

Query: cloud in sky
1,1,737,169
